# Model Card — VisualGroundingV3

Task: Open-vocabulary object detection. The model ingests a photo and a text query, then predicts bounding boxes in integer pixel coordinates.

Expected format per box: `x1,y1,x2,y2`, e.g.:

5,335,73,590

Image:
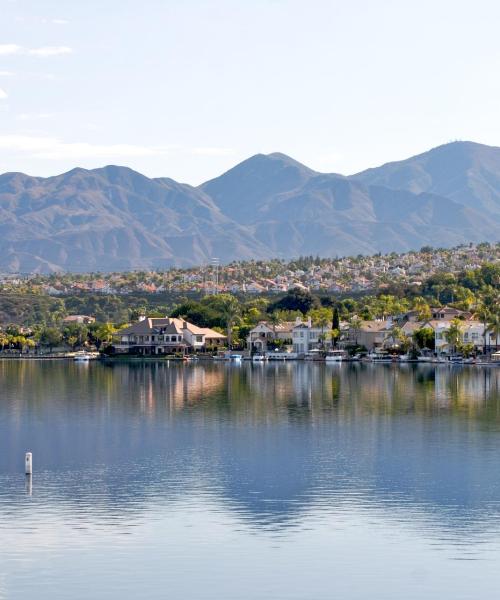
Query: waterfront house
247,321,294,352
345,320,391,351
112,316,226,356
292,317,331,354
418,319,487,355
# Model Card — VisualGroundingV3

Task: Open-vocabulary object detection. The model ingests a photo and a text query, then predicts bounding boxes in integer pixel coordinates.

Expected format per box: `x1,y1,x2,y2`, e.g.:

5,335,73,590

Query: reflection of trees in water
2,362,500,536
2,360,499,425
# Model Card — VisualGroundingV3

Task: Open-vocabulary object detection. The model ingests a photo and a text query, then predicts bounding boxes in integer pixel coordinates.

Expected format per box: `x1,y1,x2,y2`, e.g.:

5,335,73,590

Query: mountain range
1,140,499,273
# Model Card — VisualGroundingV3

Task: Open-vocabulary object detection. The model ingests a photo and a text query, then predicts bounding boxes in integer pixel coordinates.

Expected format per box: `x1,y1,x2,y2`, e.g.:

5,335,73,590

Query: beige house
63,315,96,325
113,317,226,356
345,320,391,351
247,321,294,352
292,317,333,354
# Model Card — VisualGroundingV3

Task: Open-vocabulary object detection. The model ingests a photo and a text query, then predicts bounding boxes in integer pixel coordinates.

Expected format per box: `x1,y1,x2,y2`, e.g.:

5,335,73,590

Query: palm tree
331,307,340,348
268,311,281,336
486,312,500,353
475,303,492,355
310,307,331,349
349,316,363,346
220,296,240,349
444,318,463,355
95,323,117,348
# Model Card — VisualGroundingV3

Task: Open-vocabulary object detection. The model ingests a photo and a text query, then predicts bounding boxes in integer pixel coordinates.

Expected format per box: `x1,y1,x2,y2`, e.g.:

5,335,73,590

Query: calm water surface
1,361,500,599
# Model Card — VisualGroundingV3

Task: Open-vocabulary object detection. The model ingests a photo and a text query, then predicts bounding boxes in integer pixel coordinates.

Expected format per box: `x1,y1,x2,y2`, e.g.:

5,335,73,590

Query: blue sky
1,0,500,183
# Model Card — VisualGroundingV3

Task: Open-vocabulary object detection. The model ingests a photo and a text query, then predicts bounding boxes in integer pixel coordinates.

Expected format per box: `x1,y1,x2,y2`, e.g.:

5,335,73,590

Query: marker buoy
25,452,32,475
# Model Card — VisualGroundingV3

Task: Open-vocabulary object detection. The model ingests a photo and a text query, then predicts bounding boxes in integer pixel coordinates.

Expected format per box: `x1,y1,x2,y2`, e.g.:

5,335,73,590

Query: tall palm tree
220,296,240,349
474,303,492,354
444,318,463,355
350,316,363,346
486,312,500,353
268,311,281,336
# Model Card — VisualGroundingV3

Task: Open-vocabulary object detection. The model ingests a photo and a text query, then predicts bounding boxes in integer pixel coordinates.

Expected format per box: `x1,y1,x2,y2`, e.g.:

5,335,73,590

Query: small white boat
268,352,298,361
73,351,93,362
252,354,267,362
325,349,348,362
304,349,323,361
367,351,393,363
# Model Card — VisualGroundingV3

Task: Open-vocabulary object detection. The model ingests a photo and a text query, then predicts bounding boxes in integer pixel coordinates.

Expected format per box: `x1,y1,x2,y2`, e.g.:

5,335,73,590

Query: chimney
307,316,312,328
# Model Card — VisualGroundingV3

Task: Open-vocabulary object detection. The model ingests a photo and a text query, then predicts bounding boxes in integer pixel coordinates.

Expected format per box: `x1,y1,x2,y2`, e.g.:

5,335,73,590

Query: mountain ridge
0,141,499,273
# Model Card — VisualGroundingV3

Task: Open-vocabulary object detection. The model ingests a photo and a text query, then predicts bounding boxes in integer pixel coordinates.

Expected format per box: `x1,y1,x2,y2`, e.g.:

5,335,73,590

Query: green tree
414,327,435,351
309,307,331,348
269,287,319,315
349,316,363,346
331,307,340,347
486,312,500,352
218,295,240,349
94,323,117,348
38,327,63,352
444,319,463,355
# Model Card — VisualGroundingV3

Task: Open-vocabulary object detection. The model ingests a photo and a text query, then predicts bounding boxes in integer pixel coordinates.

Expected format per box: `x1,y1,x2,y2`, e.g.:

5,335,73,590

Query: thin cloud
191,147,234,157
28,46,73,57
52,19,69,25
0,44,72,57
16,112,55,121
0,44,22,55
0,71,14,77
0,135,162,159
0,135,236,161
0,88,7,100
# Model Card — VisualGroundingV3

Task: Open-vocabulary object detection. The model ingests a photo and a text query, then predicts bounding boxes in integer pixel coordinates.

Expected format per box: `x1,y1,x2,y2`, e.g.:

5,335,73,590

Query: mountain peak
351,140,500,216
199,152,317,223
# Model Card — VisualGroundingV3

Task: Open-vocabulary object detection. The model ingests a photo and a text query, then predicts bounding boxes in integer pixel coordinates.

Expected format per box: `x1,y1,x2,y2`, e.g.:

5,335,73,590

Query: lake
1,360,500,599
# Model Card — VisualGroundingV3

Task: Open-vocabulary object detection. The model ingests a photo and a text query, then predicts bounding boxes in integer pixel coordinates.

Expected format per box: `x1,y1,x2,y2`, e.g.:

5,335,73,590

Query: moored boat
325,349,348,362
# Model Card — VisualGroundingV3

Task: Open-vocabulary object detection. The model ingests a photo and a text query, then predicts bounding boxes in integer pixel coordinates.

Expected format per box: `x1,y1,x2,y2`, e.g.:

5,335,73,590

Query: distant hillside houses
1,242,499,298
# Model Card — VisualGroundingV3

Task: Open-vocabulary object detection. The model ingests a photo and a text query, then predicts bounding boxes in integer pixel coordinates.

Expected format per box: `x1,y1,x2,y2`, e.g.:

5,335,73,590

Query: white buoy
25,452,32,475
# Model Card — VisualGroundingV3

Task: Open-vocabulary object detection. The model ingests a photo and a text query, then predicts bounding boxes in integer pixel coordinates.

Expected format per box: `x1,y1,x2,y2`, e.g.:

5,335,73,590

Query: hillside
351,141,500,217
0,165,269,272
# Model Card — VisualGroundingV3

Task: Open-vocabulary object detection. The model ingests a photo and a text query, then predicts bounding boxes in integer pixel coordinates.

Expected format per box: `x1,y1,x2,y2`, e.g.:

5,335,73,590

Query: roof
169,318,226,339
119,317,182,336
356,320,390,332
119,317,226,339
401,321,425,333
62,314,95,322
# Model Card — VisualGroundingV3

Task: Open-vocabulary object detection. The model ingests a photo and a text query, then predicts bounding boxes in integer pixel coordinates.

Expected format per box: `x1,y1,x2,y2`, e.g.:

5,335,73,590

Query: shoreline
1,354,498,367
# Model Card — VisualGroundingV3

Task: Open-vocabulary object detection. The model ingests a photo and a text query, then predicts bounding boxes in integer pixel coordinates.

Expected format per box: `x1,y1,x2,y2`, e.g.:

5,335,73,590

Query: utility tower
211,258,220,295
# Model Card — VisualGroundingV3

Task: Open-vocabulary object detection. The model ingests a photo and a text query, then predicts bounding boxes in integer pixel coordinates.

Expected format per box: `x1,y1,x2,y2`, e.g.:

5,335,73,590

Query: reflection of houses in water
434,366,499,409
3,363,500,536
115,363,226,415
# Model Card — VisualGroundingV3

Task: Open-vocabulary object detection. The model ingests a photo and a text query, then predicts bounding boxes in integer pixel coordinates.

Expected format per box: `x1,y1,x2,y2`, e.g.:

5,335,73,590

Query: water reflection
1,361,500,537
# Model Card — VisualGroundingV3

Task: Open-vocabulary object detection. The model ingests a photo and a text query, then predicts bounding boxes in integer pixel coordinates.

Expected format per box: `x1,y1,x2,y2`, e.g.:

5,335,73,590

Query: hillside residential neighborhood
1,243,499,298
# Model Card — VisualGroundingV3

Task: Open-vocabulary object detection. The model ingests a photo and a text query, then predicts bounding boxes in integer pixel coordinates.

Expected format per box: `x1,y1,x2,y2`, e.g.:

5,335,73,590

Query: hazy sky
1,0,500,183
